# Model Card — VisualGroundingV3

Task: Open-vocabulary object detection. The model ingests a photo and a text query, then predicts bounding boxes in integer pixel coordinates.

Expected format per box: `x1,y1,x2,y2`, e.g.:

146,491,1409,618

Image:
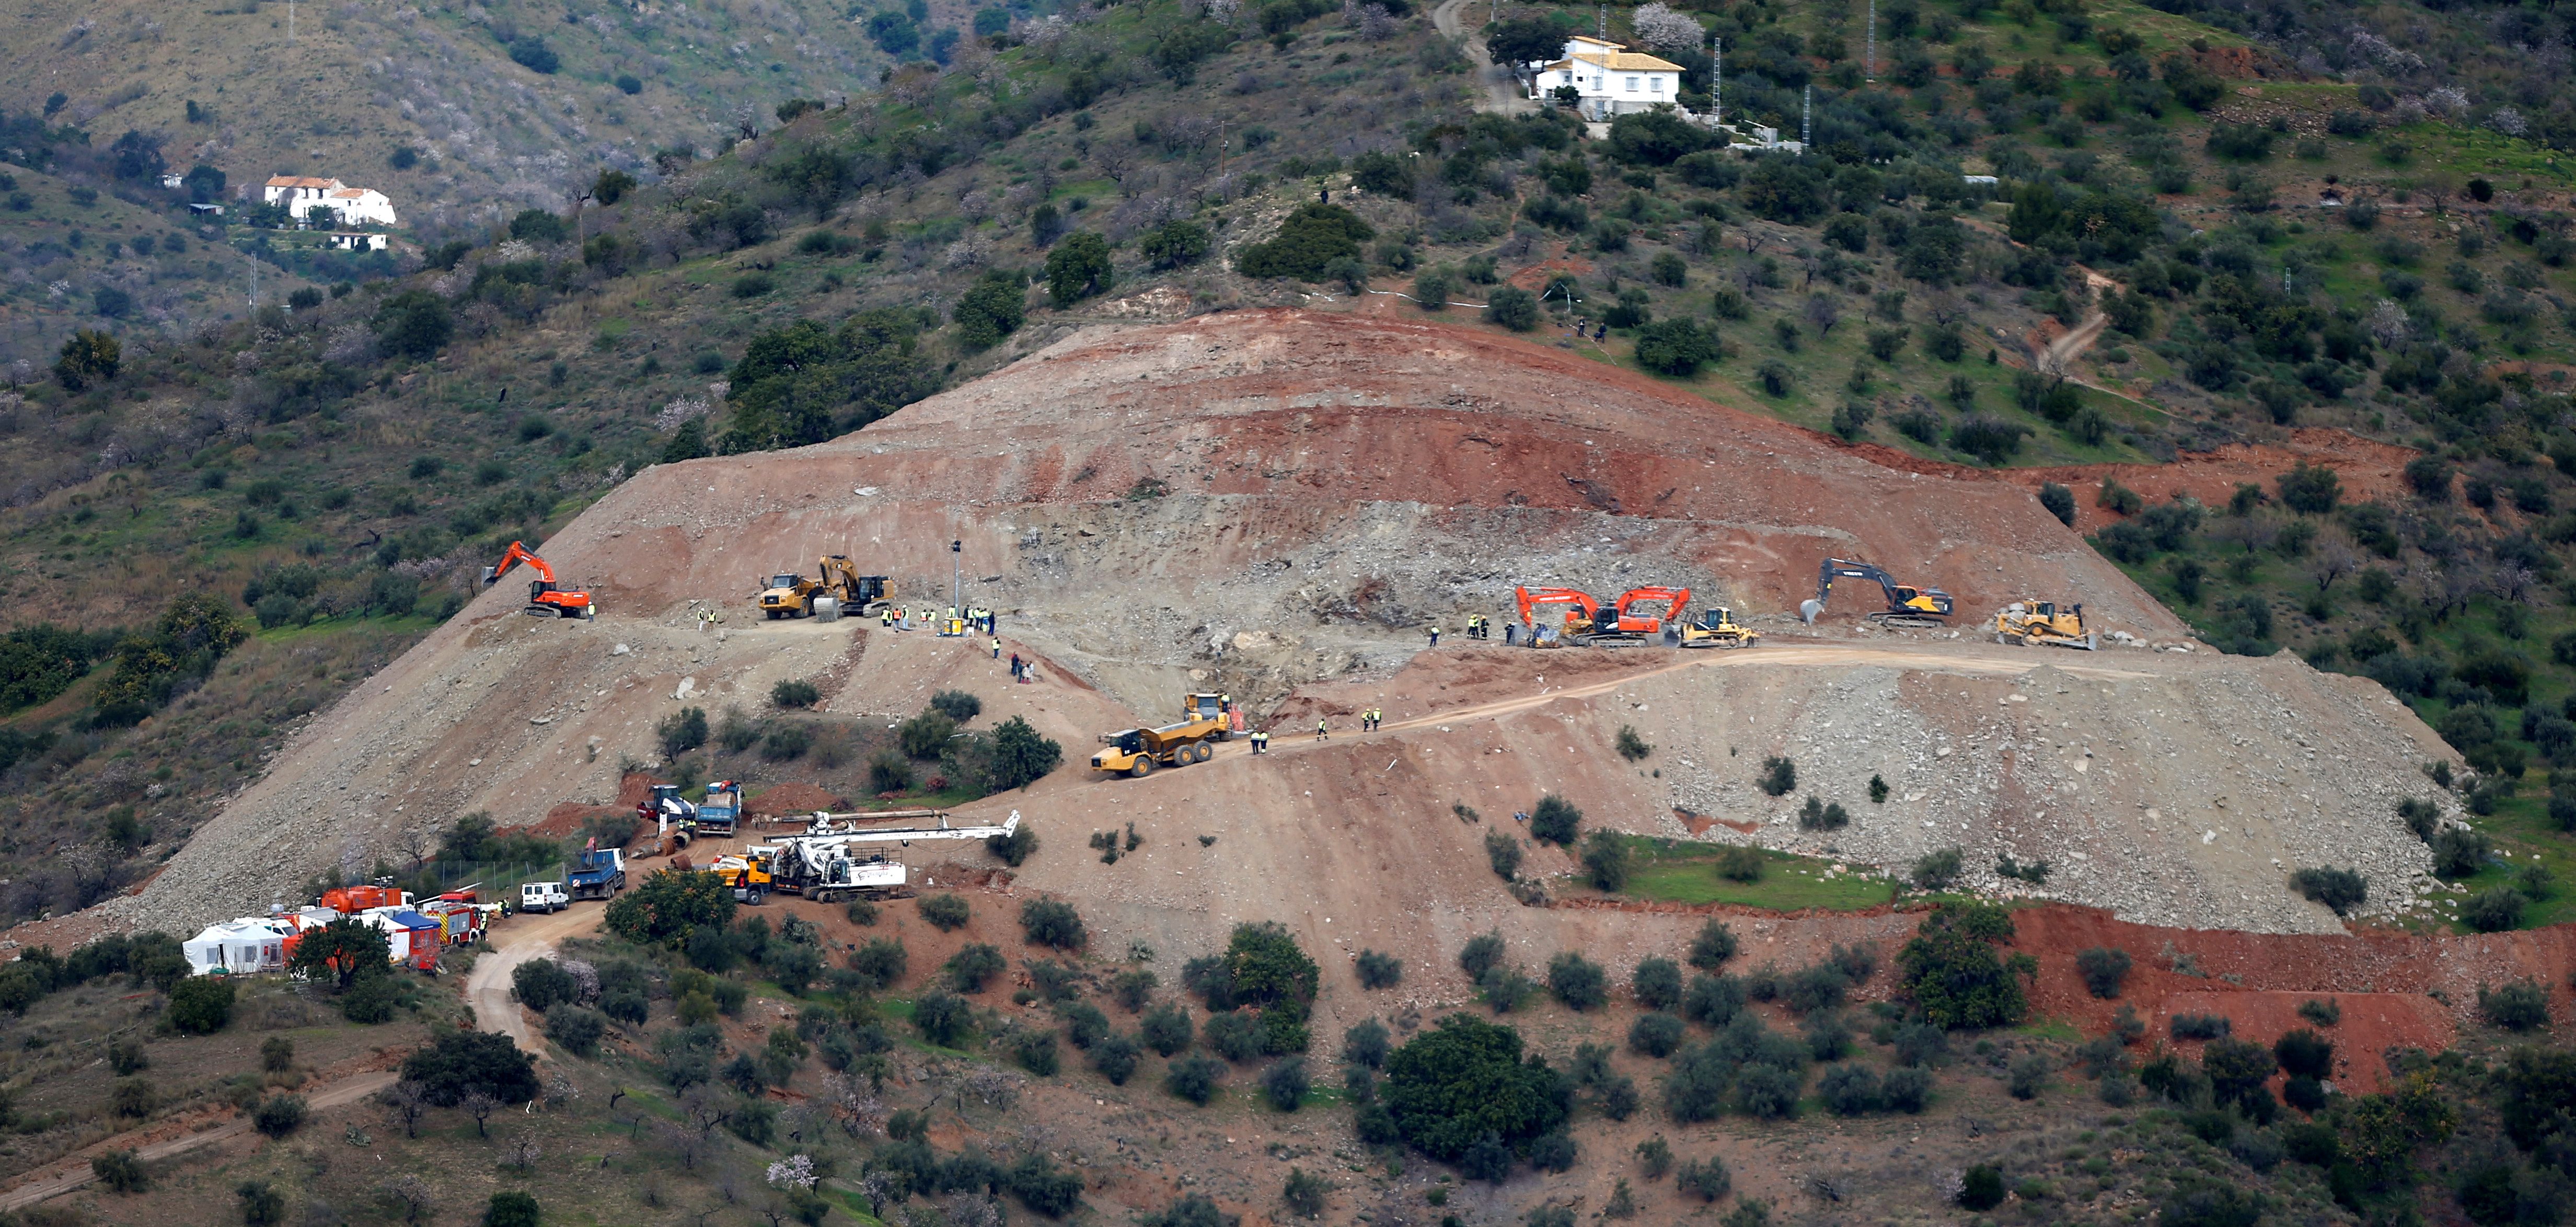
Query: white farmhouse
262,176,400,227
1530,35,1685,121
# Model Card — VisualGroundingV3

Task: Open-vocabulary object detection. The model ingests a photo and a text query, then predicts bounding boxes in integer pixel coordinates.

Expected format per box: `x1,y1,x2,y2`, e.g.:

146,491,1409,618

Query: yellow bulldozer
1994,600,2096,650
1673,606,1761,649
1091,693,1235,778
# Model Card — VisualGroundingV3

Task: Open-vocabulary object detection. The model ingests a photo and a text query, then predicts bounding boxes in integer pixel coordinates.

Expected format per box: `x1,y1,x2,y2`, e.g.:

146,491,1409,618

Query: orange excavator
1582,587,1691,645
481,541,595,619
1514,587,1600,647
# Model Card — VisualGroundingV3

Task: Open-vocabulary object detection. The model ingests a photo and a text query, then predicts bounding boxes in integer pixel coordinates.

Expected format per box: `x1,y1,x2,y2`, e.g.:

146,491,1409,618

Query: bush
1898,903,2028,1029
2008,1052,2053,1099
1630,1012,1686,1057
2273,1027,2332,1079
1529,795,1580,845
1344,1017,1392,1068
92,1149,147,1193
1882,1064,1933,1113
1166,1054,1226,1104
1090,1032,1143,1084
1580,830,1632,891
485,1191,542,1227
1263,1056,1311,1110
1959,1165,2006,1211
1460,931,1507,978
1140,1003,1193,1055
1797,796,1850,831
1205,1011,1265,1061
1677,1155,1731,1200
1688,919,1739,969
1912,847,1964,890
251,1093,307,1137
920,893,971,931
1633,956,1682,1011
1484,287,1538,331
1757,755,1796,796
2481,979,2551,1030
2075,947,2132,999
2467,886,2528,932
1683,973,1746,1027
914,992,974,1046
342,973,400,1024
1484,828,1523,879
546,1005,606,1057
168,976,236,1034
770,679,821,708
1013,1028,1060,1075
2290,866,2367,915
1355,950,1402,990
946,943,1008,991
987,823,1039,867
1021,898,1086,949
1382,1014,1568,1160
2171,1013,2232,1040
2039,481,2076,526
1547,951,1608,1010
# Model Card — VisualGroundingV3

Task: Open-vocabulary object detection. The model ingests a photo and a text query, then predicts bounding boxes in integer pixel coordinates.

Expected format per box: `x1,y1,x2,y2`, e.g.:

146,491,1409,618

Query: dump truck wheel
1191,743,1212,763
1130,758,1154,778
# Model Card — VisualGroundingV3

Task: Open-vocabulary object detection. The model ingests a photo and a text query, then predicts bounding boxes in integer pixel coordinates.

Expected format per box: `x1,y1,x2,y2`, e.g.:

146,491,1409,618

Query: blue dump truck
567,847,627,900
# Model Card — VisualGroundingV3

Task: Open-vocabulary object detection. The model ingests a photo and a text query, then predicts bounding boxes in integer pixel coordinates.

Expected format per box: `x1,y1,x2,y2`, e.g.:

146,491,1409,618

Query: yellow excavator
1674,606,1761,649
817,555,887,614
1801,558,1953,628
1994,600,2096,650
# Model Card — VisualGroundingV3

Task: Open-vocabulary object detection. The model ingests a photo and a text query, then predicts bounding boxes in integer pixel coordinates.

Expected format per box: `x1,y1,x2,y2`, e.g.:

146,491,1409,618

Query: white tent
182,920,291,976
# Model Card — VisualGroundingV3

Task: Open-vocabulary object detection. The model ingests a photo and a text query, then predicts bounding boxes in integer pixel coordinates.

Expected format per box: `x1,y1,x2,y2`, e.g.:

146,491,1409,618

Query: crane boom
789,810,1022,843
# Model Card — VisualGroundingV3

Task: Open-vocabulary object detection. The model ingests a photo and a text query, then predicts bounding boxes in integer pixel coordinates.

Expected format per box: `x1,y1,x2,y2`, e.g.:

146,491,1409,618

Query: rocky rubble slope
101,311,2453,936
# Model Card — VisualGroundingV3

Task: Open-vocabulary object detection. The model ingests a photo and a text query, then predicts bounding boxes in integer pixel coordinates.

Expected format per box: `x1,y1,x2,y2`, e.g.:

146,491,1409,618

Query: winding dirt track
0,1070,399,1211
464,903,607,1058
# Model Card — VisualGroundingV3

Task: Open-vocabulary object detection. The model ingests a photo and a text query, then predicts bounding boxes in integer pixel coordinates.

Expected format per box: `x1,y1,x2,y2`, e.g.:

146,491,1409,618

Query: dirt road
1432,0,1531,115
0,1069,399,1211
465,904,604,1059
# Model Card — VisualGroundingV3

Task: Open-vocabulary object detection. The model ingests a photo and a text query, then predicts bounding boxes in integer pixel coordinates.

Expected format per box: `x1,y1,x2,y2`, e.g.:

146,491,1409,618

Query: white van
519,881,570,914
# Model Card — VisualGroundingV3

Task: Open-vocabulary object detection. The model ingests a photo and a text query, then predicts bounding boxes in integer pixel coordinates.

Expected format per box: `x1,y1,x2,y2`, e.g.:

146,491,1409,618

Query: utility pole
1597,4,1604,40
1712,36,1722,128
950,540,962,620
1865,0,1875,81
1802,84,1811,150
288,0,296,41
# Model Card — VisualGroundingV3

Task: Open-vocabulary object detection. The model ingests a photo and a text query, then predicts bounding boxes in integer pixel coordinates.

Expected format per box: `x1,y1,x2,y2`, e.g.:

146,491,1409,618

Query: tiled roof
1571,50,1683,71
265,176,342,189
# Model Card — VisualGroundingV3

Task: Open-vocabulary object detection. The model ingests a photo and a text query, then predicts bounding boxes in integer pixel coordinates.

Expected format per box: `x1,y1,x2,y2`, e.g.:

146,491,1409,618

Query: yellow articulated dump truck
1091,693,1235,778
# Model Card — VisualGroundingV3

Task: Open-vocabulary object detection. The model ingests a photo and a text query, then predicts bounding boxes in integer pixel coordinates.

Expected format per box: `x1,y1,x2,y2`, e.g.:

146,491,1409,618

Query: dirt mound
94,311,2457,951
746,783,848,818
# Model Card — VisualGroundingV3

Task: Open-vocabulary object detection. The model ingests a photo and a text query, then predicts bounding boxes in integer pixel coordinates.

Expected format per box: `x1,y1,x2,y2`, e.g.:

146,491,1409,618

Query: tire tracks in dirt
464,904,606,1059
0,1069,399,1211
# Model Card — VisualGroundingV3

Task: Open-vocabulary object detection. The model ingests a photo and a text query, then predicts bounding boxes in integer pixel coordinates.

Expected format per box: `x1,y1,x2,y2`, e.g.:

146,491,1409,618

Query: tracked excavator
817,555,888,613
1573,587,1692,645
1995,600,2096,650
481,542,595,618
1514,587,1600,647
1800,558,1953,628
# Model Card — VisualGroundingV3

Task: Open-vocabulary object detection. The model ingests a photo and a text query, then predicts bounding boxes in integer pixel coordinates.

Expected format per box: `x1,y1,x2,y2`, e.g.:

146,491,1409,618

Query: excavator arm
1804,558,1950,626
1612,587,1692,633
1515,586,1600,629
482,541,556,588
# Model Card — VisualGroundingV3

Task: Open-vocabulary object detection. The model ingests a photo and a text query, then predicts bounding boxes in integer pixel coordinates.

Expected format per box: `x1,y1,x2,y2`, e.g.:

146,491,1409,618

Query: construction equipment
1800,558,1953,628
1090,693,1234,778
758,570,826,619
1994,600,2096,650
1514,587,1601,647
711,852,776,904
640,781,740,849
1576,587,1693,645
567,847,627,900
1674,606,1761,649
749,810,1026,903
481,542,594,619
816,555,888,613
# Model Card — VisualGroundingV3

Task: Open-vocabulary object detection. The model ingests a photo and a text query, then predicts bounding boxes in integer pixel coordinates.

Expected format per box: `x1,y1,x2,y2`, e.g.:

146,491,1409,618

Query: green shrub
1757,755,1795,796
770,679,821,708
168,976,235,1034
1020,898,1086,949
2075,946,2132,998
1677,1155,1731,1200
1355,950,1402,990
1897,903,2028,1029
919,893,971,931
250,1093,306,1138
914,992,974,1046
1165,1054,1225,1104
1529,795,1580,845
1547,951,1608,1010
91,1149,147,1193
2481,979,2551,1030
2466,885,2527,932
1460,931,1507,978
1958,1164,2005,1211
1484,828,1523,879
1381,1014,1568,1160
1140,1003,1194,1056
1633,956,1682,1011
1688,920,1739,969
1912,847,1964,890
1263,1056,1311,1110
2290,866,2368,915
945,943,1007,991
1580,830,1632,890
546,1005,606,1057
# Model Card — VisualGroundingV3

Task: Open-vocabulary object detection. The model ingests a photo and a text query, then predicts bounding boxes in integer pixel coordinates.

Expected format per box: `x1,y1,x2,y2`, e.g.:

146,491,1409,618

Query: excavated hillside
106,310,2458,949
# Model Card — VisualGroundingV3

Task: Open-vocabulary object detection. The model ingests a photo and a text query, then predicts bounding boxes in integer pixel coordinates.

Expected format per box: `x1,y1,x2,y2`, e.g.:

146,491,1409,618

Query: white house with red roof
262,176,399,227
1531,35,1685,120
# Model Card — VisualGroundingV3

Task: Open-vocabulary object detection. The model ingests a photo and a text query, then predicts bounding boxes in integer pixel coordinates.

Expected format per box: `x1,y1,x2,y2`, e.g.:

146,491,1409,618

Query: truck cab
568,848,627,900
519,881,570,914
